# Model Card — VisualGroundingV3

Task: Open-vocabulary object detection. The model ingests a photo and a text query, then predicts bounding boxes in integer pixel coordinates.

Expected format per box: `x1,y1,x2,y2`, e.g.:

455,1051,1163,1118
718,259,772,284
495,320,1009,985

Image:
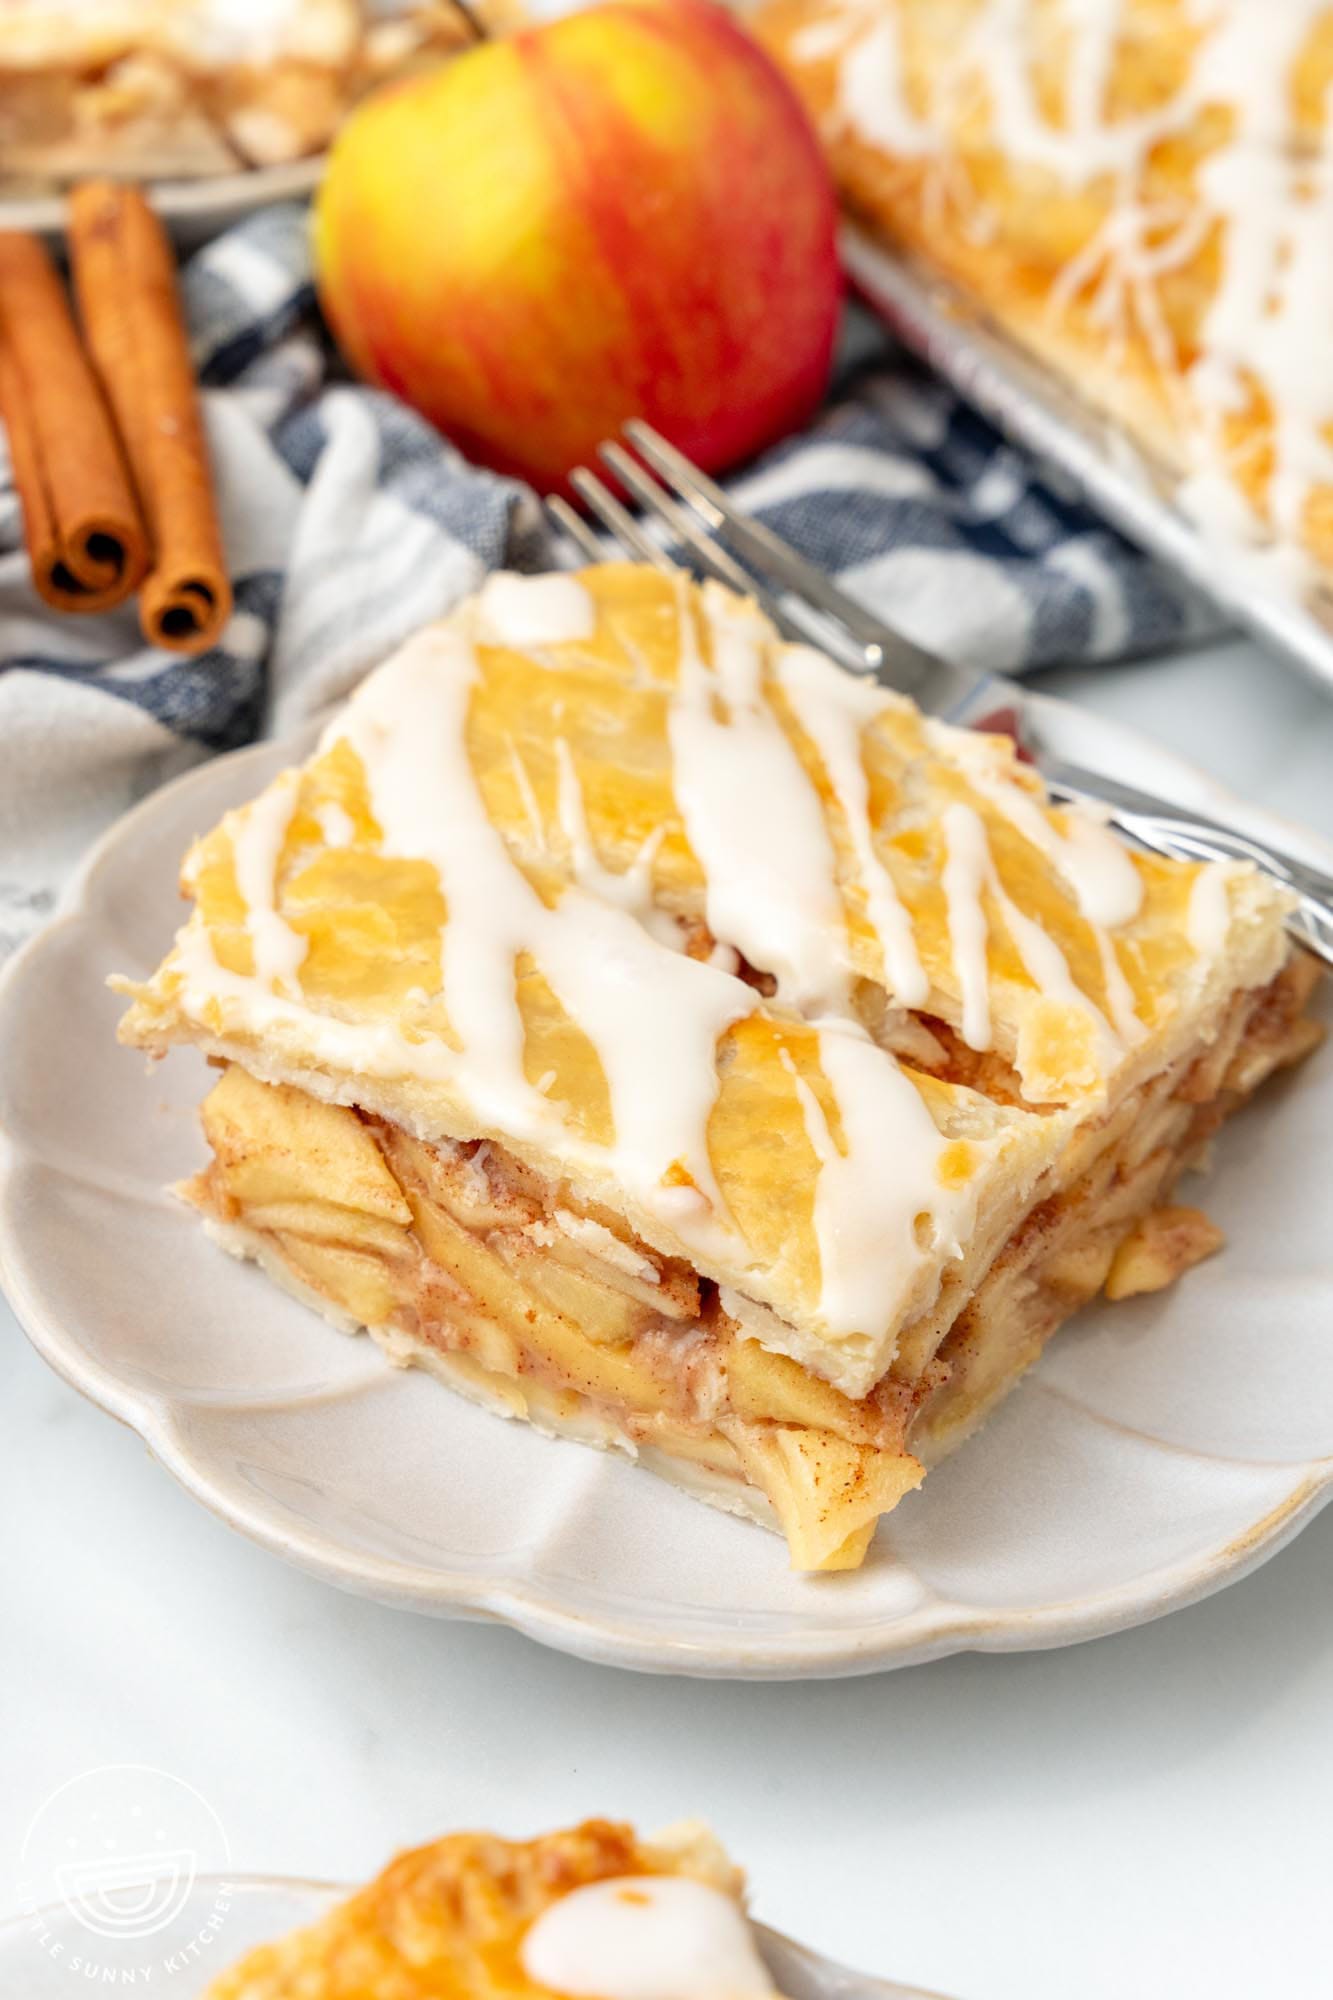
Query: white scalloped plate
1,699,1331,1678
0,1875,944,1999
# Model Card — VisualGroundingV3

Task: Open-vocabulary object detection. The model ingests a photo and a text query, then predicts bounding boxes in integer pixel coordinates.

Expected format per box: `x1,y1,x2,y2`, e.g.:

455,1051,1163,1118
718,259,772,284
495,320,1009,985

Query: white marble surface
3,633,1332,2000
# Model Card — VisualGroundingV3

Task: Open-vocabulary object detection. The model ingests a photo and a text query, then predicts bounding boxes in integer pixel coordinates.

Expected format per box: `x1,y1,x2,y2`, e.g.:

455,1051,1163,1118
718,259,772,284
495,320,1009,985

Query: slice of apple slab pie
115,564,1322,1571
205,1818,777,2000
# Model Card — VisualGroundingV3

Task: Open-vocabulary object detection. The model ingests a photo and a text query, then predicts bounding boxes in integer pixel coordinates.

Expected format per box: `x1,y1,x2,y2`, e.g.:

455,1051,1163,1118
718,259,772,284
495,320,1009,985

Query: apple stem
449,0,489,40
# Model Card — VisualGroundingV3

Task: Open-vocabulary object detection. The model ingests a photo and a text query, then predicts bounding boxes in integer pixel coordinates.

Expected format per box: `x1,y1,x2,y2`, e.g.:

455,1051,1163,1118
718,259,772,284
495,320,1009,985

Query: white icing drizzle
519,1876,778,2000
932,731,1145,1046
838,14,937,157
231,771,308,996
666,581,851,1011
942,801,994,1050
1185,4,1333,548
995,874,1114,1051
1186,864,1234,956
477,570,597,650
170,0,340,67
778,645,929,1006
790,10,862,61
1095,927,1148,1049
967,0,1159,182
313,800,354,850
825,0,1333,570
934,725,1143,930
942,802,1117,1059
786,1020,976,1335
555,737,664,914
1055,809,1144,932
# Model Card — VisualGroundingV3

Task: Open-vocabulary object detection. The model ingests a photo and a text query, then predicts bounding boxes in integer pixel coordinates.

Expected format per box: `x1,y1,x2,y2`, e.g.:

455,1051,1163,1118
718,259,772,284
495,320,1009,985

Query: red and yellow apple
313,0,840,493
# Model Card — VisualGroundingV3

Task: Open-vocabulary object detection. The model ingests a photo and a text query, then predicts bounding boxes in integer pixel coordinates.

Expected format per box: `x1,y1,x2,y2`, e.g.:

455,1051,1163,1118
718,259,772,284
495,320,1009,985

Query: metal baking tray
842,221,1333,697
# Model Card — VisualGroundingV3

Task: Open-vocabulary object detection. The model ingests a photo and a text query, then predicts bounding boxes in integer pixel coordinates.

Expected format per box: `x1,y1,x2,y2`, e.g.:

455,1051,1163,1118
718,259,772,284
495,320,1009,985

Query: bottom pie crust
203,1209,784,1538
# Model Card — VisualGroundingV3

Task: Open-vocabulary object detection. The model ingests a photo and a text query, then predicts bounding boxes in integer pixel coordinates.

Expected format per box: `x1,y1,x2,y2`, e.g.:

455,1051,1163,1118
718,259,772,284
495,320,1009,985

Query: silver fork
546,421,1333,971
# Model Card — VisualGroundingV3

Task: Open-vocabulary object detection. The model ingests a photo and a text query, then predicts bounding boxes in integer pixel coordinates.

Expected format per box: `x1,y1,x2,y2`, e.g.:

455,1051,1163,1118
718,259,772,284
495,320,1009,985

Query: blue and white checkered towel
0,202,1213,959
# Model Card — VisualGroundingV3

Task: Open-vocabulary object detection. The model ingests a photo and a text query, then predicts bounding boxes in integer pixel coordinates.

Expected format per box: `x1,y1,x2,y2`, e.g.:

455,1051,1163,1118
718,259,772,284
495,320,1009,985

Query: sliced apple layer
184,945,1319,1572
188,1065,921,1572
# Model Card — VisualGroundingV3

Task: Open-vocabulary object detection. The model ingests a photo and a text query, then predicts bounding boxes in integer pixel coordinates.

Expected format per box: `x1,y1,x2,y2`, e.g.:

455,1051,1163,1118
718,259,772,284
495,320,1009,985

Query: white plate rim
0,158,323,238
1,701,1330,1680
0,1871,945,1998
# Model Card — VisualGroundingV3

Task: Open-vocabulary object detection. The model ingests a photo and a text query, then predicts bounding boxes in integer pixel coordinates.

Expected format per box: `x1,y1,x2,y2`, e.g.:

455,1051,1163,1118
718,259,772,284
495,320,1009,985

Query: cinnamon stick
0,230,149,613
68,181,232,655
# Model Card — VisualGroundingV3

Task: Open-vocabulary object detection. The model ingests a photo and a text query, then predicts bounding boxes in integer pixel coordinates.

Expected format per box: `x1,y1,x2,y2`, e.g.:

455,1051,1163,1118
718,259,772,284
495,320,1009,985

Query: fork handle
1040,757,1333,969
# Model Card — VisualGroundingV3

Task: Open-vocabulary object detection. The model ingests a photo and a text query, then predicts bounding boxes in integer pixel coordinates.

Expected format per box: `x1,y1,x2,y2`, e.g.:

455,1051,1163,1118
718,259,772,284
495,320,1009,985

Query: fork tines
546,422,883,671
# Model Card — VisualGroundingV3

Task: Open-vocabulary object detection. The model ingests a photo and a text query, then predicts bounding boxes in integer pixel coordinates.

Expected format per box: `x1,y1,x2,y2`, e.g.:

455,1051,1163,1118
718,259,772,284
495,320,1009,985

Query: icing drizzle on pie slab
816,0,1333,574
778,643,929,1005
156,568,1241,1357
477,570,599,650
666,580,851,1012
